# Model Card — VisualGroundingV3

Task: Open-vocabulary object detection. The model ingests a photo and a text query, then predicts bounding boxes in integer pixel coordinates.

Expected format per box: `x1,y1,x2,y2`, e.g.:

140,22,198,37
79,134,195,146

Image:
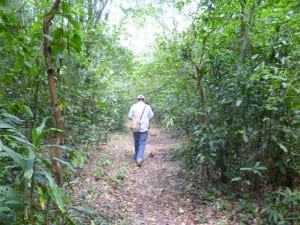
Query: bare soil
71,127,231,225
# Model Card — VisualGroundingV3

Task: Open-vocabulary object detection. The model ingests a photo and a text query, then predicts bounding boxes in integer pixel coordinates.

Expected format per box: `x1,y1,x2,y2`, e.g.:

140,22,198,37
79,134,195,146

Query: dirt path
71,128,226,225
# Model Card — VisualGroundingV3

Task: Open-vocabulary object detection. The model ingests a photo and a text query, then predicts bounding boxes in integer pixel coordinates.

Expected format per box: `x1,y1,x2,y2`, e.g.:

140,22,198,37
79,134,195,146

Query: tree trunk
95,0,110,24
43,0,64,186
236,1,255,77
87,0,93,24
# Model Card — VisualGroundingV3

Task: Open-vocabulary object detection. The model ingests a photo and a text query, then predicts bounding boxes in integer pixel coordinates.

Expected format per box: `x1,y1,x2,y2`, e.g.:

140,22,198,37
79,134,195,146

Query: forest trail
71,127,227,225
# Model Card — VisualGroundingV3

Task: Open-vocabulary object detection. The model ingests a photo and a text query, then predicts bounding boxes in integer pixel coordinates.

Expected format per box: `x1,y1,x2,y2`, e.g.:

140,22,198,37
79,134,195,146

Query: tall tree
43,0,64,186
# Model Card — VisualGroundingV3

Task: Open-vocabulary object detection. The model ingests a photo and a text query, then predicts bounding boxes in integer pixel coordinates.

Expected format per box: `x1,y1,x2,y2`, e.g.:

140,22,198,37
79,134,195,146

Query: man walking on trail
128,95,154,166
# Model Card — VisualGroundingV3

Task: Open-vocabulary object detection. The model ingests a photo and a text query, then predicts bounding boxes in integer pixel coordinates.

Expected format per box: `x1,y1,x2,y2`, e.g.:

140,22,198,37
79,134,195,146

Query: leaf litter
70,127,233,225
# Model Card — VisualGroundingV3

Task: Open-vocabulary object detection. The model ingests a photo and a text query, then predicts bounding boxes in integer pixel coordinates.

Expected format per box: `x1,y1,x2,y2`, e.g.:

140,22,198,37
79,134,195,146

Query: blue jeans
133,131,148,161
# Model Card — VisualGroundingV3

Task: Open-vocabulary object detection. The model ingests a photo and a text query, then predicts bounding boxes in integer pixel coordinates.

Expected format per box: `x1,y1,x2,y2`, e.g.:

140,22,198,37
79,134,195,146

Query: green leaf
0,185,17,199
0,185,25,212
97,100,108,109
52,27,64,40
0,120,14,129
0,206,11,213
243,132,249,143
69,33,82,53
67,205,97,216
231,177,242,182
23,159,34,185
31,118,48,146
236,99,242,107
65,14,81,30
240,167,252,172
0,140,25,167
1,112,22,124
42,170,65,212
61,2,71,13
10,134,32,147
52,157,76,173
278,143,288,153
22,105,33,118
49,128,63,133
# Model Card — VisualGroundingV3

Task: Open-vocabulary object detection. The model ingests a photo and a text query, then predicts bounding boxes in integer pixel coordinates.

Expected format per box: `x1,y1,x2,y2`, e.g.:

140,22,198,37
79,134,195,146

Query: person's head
137,95,145,102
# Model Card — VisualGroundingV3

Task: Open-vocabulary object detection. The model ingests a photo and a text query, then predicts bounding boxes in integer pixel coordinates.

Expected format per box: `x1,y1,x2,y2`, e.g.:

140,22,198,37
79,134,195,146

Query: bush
262,188,300,225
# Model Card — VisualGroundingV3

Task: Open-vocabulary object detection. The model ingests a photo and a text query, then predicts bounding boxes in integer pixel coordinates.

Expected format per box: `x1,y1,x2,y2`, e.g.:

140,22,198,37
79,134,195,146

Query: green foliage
232,188,300,225
1,0,299,223
1,0,135,223
127,2,300,222
1,0,133,147
144,0,300,192
262,188,300,225
0,185,25,224
0,111,90,224
233,199,261,225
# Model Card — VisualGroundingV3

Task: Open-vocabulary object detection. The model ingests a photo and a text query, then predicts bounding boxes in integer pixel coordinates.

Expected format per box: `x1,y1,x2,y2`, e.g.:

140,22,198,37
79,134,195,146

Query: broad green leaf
0,206,11,213
69,33,82,53
31,118,48,146
67,16,81,30
10,135,32,147
42,170,65,212
1,112,22,124
23,159,34,185
52,27,64,40
52,157,76,173
0,120,14,129
61,2,71,14
0,140,25,167
22,105,33,118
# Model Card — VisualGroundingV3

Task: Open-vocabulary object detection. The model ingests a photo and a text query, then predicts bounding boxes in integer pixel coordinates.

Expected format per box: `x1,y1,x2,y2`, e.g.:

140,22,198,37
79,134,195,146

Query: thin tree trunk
43,0,64,186
236,1,255,77
95,0,110,24
87,0,93,24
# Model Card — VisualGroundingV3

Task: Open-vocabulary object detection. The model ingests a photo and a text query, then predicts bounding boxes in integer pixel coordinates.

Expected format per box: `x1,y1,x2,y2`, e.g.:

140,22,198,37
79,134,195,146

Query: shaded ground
71,127,232,225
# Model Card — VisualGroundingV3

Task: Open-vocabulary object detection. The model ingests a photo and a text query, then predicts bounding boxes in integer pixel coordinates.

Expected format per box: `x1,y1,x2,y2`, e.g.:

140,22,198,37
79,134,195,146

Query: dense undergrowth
147,0,300,224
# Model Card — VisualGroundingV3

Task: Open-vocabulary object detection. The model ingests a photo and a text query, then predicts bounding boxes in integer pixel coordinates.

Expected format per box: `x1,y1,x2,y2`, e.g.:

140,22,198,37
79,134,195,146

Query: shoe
136,159,142,167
